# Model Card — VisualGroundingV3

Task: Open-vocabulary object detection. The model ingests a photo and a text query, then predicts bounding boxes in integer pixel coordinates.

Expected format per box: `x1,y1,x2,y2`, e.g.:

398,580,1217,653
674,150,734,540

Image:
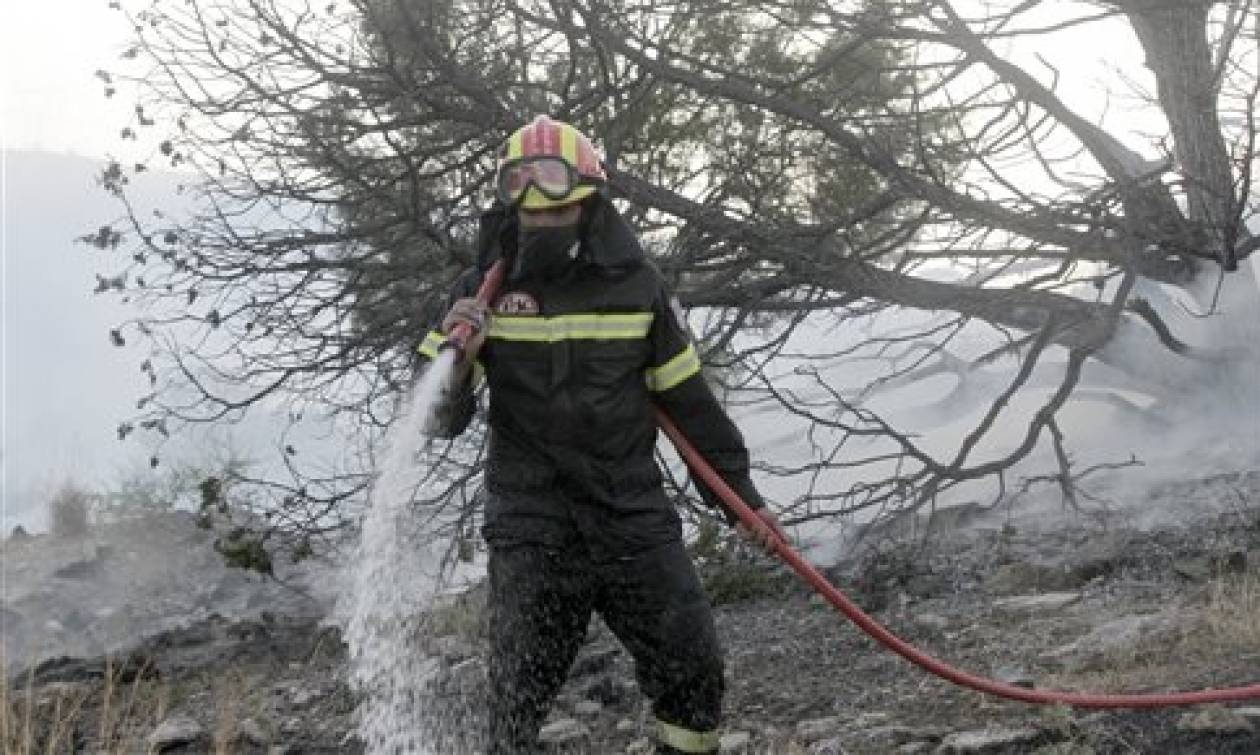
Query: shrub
689,516,786,605
48,483,92,538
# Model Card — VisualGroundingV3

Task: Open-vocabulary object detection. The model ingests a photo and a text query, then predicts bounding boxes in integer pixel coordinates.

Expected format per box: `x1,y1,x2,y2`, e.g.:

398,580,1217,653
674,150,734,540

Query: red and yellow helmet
496,115,606,211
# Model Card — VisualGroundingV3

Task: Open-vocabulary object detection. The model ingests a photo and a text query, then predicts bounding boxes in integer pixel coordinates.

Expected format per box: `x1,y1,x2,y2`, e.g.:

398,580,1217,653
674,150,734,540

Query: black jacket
419,200,763,551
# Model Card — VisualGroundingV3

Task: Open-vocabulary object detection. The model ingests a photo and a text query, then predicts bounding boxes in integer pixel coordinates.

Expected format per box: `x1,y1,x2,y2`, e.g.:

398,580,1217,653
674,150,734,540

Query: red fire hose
452,259,1260,707
439,261,509,359
656,410,1260,708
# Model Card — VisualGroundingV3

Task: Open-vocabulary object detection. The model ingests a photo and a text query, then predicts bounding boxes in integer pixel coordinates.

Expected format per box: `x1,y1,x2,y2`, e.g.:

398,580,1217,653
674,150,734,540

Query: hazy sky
0,0,1153,159
2,2,155,531
1,0,136,157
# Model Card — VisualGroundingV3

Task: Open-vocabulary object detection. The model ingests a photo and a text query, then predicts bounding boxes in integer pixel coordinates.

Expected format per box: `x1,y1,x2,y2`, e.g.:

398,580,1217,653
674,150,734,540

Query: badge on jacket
494,291,540,315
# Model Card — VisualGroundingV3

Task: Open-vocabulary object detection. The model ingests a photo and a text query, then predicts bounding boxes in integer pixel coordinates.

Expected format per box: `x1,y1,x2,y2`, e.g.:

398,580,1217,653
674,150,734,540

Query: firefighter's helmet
496,115,606,210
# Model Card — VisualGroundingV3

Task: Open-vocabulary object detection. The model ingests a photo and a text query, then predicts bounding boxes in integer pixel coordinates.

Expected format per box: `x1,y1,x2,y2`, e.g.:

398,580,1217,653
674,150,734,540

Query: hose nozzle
438,327,473,360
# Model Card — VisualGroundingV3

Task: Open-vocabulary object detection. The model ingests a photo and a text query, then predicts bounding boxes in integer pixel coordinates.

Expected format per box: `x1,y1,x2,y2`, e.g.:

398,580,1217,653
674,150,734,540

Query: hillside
6,469,1260,753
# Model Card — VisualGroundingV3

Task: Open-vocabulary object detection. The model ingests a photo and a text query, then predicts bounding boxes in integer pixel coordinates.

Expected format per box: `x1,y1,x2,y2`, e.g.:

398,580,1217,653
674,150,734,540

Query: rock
1056,531,1131,583
430,633,474,659
573,672,632,705
719,730,752,752
281,681,322,706
53,558,103,579
934,725,1042,753
897,743,934,754
441,657,486,697
852,711,891,728
1043,612,1181,670
992,665,1036,689
985,563,1078,595
992,592,1081,614
570,645,621,675
1175,552,1246,582
1233,706,1260,721
35,681,89,704
861,725,918,747
796,715,845,743
10,525,31,540
1212,550,1247,575
626,737,654,754
904,573,950,599
539,717,590,745
238,717,270,745
149,715,205,750
25,655,104,685
930,502,991,531
573,699,602,717
1032,743,1096,754
914,613,950,631
1176,705,1254,734
810,737,847,754
1173,557,1213,582
615,718,638,734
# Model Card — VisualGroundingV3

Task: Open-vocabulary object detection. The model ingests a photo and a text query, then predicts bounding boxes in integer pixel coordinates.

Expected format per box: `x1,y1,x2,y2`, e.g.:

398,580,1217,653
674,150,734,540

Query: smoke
719,256,1260,563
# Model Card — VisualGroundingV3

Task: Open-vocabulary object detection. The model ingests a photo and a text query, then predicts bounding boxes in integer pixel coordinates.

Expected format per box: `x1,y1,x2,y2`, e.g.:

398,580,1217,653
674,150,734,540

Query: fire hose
450,258,1260,708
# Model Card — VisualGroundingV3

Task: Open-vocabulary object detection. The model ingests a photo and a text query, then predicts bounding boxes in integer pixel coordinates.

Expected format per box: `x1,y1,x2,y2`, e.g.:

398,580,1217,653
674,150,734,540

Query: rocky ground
7,469,1260,753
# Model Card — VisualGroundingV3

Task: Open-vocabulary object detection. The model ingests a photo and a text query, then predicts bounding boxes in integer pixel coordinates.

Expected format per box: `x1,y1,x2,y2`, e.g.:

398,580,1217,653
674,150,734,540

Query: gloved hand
737,507,788,555
442,297,490,361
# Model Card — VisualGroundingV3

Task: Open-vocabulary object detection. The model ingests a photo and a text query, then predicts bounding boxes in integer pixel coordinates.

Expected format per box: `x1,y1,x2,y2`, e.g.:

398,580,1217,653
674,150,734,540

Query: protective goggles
496,156,600,206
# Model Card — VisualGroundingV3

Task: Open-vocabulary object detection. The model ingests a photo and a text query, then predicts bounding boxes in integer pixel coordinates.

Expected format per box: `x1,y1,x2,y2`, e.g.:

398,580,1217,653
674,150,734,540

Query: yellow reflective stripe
488,313,653,342
656,720,719,753
645,344,701,392
560,124,578,166
418,330,484,386
418,330,446,358
507,130,523,160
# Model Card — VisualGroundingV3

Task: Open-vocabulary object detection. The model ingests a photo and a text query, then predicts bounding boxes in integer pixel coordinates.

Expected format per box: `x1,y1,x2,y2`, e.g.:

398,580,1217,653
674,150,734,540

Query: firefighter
418,115,785,754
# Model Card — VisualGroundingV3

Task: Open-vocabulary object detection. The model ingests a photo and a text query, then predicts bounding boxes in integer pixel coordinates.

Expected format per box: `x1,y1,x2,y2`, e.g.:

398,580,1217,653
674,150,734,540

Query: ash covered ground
6,470,1260,753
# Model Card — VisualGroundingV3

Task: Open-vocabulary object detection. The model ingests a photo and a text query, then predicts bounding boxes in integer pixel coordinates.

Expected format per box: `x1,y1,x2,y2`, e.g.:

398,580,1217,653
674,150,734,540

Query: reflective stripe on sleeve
416,330,484,385
655,719,719,753
418,330,446,358
488,312,653,342
645,343,701,392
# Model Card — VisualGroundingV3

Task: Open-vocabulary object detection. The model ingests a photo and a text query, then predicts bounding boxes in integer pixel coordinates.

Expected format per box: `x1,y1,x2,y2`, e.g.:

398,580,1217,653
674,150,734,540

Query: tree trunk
1123,1,1240,266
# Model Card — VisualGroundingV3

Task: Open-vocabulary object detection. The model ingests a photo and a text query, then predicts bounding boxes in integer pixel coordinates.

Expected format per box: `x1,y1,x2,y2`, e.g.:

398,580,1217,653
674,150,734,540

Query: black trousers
486,538,724,754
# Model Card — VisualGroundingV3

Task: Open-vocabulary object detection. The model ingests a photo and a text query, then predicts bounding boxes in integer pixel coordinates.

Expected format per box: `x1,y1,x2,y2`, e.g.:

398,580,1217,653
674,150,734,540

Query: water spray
344,260,507,754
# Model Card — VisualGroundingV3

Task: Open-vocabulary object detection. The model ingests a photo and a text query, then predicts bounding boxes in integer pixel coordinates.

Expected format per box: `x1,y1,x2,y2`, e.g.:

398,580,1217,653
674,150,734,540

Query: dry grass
212,673,246,754
2,653,170,754
1202,570,1260,650
1,665,258,751
1045,569,1260,695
